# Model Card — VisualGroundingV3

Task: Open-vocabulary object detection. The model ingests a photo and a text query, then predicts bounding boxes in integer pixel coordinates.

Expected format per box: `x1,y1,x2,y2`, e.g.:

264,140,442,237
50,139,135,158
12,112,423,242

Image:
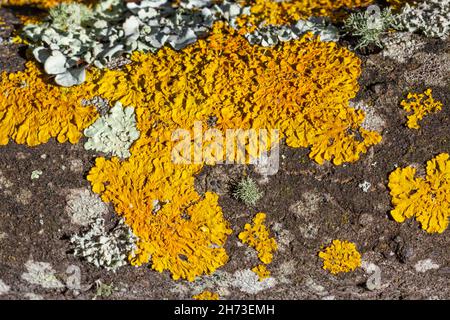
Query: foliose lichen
84,101,140,159
399,0,450,39
239,213,277,265
71,218,138,271
318,240,361,274
388,153,450,233
400,88,443,129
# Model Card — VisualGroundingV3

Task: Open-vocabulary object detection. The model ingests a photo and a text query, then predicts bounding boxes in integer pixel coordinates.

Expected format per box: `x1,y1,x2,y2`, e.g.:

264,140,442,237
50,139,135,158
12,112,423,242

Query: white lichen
299,223,319,239
31,170,43,180
358,181,372,193
0,170,13,190
244,17,339,47
24,292,44,300
21,260,65,289
15,189,32,206
231,269,277,294
65,188,109,227
400,0,450,39
0,279,10,295
351,100,386,132
380,32,425,63
84,102,140,158
187,270,232,297
414,259,440,273
70,218,138,271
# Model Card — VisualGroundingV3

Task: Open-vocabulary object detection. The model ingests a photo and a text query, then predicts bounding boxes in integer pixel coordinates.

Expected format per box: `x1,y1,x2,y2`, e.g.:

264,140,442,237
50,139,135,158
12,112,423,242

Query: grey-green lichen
84,102,140,159
30,170,43,180
21,260,64,289
344,6,401,49
399,0,450,39
233,177,263,206
70,218,138,272
245,17,339,46
48,2,93,32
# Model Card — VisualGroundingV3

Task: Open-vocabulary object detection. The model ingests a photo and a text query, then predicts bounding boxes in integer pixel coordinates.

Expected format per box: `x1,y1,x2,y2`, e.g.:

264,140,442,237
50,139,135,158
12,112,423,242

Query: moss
233,177,263,206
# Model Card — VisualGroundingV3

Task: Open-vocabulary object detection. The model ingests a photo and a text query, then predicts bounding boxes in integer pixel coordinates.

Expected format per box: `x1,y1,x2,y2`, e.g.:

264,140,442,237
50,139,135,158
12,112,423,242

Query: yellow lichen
0,62,98,146
388,153,450,233
193,290,220,300
239,213,277,264
1,0,94,9
400,89,443,129
318,239,361,274
17,13,47,25
251,264,271,280
239,0,374,27
386,0,413,10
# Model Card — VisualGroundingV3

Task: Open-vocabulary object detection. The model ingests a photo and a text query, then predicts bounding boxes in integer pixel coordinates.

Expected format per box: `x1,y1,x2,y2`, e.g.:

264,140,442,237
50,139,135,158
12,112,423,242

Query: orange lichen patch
318,239,361,274
400,89,443,129
252,264,271,280
239,0,374,26
0,62,98,146
86,23,379,280
193,290,220,300
388,153,450,234
239,213,277,264
1,0,95,8
16,13,47,25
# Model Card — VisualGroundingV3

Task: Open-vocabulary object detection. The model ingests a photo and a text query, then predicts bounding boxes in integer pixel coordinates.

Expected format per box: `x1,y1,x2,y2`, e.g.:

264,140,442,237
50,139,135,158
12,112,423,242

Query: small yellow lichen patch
239,213,277,264
388,153,450,233
0,62,98,146
319,240,361,274
401,89,443,129
193,290,220,300
252,264,271,281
